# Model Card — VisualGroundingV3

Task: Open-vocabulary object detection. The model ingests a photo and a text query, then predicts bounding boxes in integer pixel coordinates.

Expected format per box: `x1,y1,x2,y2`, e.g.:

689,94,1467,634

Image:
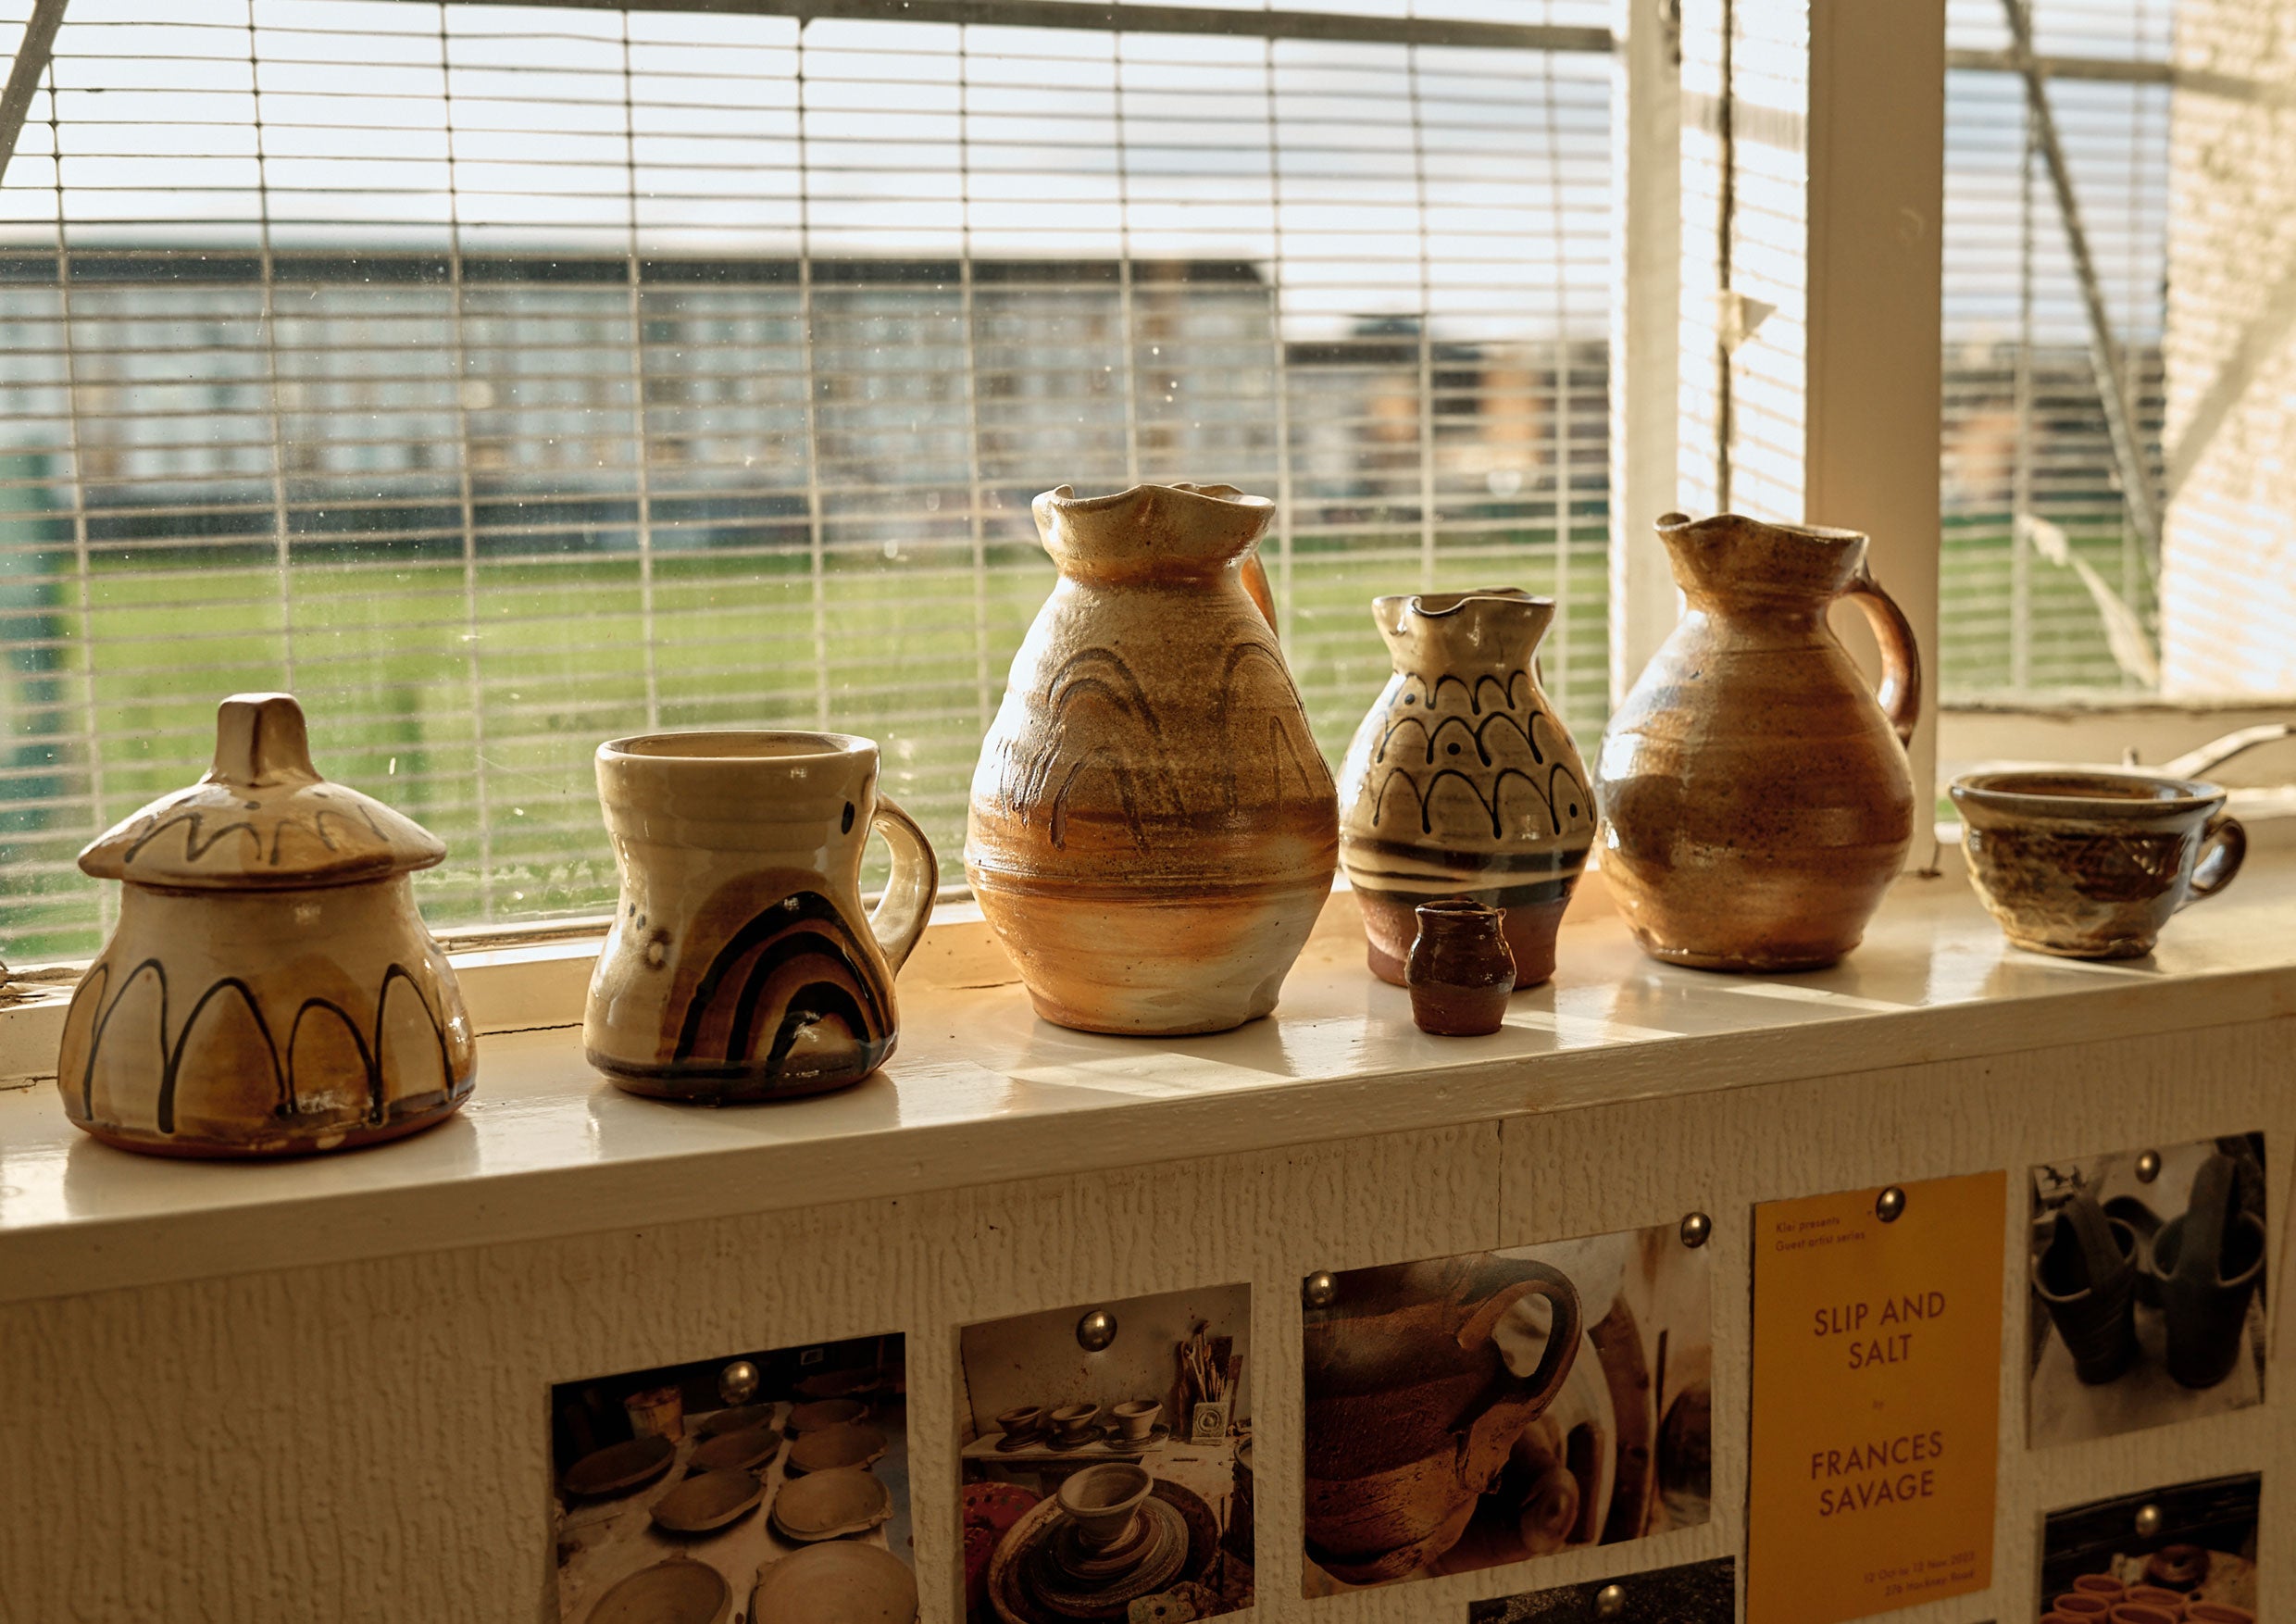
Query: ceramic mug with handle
585,731,936,1102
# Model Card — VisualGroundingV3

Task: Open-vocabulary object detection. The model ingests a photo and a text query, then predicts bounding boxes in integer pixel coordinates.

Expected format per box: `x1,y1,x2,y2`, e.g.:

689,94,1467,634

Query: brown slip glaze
1596,512,1922,971
58,693,476,1158
1404,900,1516,1037
1337,589,1593,988
1952,769,2245,958
966,482,1339,1035
1303,1253,1579,1582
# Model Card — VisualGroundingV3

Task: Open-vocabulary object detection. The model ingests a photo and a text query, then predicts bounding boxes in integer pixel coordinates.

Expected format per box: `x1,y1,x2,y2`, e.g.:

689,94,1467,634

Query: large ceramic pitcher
1304,1254,1580,1583
967,482,1339,1035
1336,588,1595,988
1597,512,1921,970
585,731,937,1103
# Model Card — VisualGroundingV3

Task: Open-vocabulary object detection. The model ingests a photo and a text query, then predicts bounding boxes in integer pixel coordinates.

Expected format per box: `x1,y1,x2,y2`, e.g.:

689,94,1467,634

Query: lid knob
207,693,320,790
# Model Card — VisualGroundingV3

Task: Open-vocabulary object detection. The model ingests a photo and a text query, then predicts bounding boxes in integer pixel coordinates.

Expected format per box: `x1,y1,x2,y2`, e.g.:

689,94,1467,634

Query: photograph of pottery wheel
788,1397,869,1433
770,1467,893,1542
786,1420,888,1475
956,1282,1254,1621
688,1424,780,1475
562,1435,679,1499
752,1542,917,1624
549,1332,914,1624
584,1556,732,1624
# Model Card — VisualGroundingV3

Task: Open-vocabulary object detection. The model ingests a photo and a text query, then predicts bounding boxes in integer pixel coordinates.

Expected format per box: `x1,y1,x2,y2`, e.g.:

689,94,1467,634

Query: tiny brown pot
2053,1595,2114,1619
2110,1605,2180,1624
2072,1578,2128,1600
1404,900,1516,1036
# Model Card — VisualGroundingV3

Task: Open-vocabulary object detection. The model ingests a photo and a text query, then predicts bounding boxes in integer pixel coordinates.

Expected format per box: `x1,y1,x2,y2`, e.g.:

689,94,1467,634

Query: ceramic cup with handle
1951,768,2244,958
585,731,936,1102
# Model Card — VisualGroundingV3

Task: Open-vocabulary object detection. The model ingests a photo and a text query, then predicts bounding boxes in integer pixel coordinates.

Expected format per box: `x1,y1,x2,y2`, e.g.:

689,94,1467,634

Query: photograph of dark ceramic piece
2039,1472,2259,1623
1468,1555,1736,1622
2027,1134,2266,1448
1300,1222,1712,1596
547,1331,913,1623
956,1283,1253,1621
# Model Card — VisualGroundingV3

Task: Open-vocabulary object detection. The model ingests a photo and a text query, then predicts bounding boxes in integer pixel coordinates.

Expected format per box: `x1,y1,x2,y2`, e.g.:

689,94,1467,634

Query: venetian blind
1939,0,2172,698
0,0,1614,959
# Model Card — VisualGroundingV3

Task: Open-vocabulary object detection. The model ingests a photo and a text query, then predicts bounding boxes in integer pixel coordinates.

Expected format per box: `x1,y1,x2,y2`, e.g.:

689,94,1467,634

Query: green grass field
1,519,1618,960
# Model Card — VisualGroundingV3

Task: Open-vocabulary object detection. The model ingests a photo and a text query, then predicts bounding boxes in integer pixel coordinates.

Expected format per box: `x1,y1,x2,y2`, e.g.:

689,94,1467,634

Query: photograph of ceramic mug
1952,768,2244,958
585,731,936,1102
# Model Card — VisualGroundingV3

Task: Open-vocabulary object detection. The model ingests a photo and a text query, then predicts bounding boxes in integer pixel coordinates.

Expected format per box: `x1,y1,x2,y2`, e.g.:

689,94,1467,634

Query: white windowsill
5,841,2296,1308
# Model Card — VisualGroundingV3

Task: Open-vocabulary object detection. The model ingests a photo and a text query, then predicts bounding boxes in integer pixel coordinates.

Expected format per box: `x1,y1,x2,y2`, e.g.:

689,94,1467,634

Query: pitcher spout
1372,587,1555,674
1655,510,1867,605
1032,481,1274,582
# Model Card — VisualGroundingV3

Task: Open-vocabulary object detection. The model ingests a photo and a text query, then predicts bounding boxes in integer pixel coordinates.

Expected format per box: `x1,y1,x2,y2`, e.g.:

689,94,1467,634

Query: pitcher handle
1841,567,1923,748
867,795,939,972
2179,813,2245,908
1456,1256,1583,1414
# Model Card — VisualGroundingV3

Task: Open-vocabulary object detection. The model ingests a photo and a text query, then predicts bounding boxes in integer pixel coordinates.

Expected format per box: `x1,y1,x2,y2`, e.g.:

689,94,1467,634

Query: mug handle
867,795,940,972
2179,813,2246,908
1841,567,1923,748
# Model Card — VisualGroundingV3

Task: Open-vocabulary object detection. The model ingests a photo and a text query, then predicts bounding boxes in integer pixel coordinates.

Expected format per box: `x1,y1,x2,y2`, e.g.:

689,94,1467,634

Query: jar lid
78,693,447,890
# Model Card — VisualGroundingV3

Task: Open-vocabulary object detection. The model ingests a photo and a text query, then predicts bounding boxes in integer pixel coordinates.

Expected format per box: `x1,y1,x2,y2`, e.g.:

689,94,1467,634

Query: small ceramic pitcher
1404,899,1516,1036
2151,1152,2266,1389
585,731,936,1102
2030,1193,2139,1384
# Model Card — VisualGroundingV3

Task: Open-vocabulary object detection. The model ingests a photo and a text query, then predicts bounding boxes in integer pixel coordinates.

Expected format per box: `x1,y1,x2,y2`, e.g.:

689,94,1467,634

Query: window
0,0,1614,960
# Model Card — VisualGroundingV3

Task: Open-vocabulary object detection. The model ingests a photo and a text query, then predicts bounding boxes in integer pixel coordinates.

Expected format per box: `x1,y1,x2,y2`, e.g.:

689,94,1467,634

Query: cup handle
867,795,939,972
1841,567,1923,748
2179,813,2246,909
1457,1258,1583,1412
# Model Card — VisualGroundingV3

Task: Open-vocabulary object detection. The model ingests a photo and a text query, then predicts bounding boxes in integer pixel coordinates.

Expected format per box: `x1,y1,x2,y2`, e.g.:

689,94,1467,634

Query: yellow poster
1747,1172,2006,1624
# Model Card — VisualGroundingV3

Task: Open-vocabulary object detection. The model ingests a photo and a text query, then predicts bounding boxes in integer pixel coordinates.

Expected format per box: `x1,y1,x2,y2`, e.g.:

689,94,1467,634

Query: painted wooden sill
3,856,2294,1307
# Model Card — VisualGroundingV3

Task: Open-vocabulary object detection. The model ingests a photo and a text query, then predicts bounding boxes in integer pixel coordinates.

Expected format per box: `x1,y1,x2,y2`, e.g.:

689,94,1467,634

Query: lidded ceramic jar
57,693,475,1156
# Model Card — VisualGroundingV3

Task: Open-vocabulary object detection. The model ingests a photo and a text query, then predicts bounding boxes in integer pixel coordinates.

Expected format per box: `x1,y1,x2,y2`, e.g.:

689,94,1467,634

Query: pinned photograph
2040,1471,2259,1622
1467,1555,1736,1622
2027,1133,2266,1447
957,1284,1253,1621
548,1332,911,1622
1300,1222,1713,1595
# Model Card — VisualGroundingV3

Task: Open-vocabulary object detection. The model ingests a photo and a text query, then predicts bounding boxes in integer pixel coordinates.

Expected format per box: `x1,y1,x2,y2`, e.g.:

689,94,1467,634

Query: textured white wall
0,1018,2286,1623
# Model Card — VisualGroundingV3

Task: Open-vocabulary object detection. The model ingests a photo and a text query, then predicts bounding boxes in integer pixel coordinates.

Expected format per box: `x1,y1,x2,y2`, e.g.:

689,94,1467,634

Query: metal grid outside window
0,0,1615,961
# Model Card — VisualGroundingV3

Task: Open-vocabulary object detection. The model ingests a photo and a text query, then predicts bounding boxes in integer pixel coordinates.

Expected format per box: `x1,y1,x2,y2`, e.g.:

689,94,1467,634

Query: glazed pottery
560,1434,678,1498
1303,1253,1581,1582
650,1468,764,1533
1404,899,1516,1037
1953,769,2245,958
688,1423,780,1475
588,1557,732,1624
1597,512,1921,970
2032,1193,2140,1383
2152,1154,2266,1389
57,693,475,1158
586,731,936,1103
751,1542,918,1624
2148,1546,2211,1591
788,1398,868,1433
770,1467,892,1541
1110,1398,1162,1442
1337,588,1593,986
1056,1462,1155,1548
966,482,1339,1035
786,1421,887,1475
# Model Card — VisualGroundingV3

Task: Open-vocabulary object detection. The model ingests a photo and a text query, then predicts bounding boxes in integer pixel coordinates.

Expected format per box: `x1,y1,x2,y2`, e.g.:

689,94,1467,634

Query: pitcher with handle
1304,1252,1581,1583
1597,511,1922,970
585,730,937,1102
